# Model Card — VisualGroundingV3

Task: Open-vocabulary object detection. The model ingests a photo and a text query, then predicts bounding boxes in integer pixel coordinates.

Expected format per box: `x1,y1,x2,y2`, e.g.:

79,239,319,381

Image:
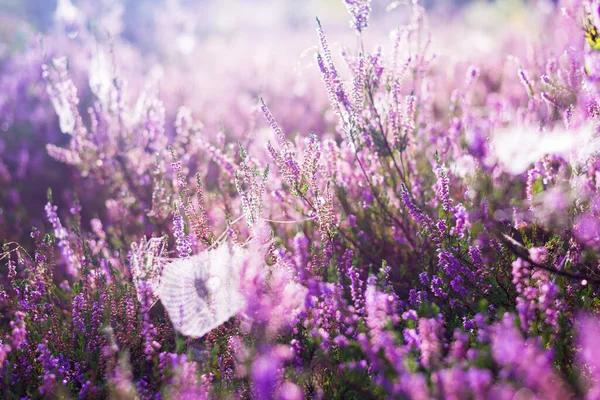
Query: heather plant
6,0,600,398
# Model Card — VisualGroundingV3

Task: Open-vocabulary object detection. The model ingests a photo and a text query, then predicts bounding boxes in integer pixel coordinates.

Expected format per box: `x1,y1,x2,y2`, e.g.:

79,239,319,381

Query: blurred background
0,0,476,46
0,0,557,246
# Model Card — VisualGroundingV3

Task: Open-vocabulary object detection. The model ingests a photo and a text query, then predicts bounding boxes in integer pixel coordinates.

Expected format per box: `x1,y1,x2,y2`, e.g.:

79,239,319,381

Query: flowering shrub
5,0,600,398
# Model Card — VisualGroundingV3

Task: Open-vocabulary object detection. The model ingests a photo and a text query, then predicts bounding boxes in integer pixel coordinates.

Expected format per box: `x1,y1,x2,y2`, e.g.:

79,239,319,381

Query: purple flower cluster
343,0,372,33
4,0,600,398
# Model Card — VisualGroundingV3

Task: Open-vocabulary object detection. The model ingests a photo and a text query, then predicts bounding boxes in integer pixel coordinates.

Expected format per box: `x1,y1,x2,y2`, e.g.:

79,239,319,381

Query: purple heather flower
434,164,451,212
343,0,372,32
517,68,534,97
172,207,192,259
450,204,469,238
72,293,85,334
45,202,78,276
278,382,304,400
10,311,27,349
37,341,60,395
418,317,443,369
430,276,446,298
419,272,429,286
252,350,284,399
400,184,432,230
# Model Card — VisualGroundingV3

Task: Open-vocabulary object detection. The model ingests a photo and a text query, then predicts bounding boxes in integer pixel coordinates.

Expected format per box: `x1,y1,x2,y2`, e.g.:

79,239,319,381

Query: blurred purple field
2,0,600,398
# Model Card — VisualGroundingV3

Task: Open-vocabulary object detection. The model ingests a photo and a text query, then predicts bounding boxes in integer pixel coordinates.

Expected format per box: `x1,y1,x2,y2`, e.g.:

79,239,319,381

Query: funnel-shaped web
159,243,247,338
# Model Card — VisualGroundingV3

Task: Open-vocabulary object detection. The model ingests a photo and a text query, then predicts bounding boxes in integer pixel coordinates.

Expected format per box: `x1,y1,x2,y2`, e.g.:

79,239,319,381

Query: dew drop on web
66,26,79,39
